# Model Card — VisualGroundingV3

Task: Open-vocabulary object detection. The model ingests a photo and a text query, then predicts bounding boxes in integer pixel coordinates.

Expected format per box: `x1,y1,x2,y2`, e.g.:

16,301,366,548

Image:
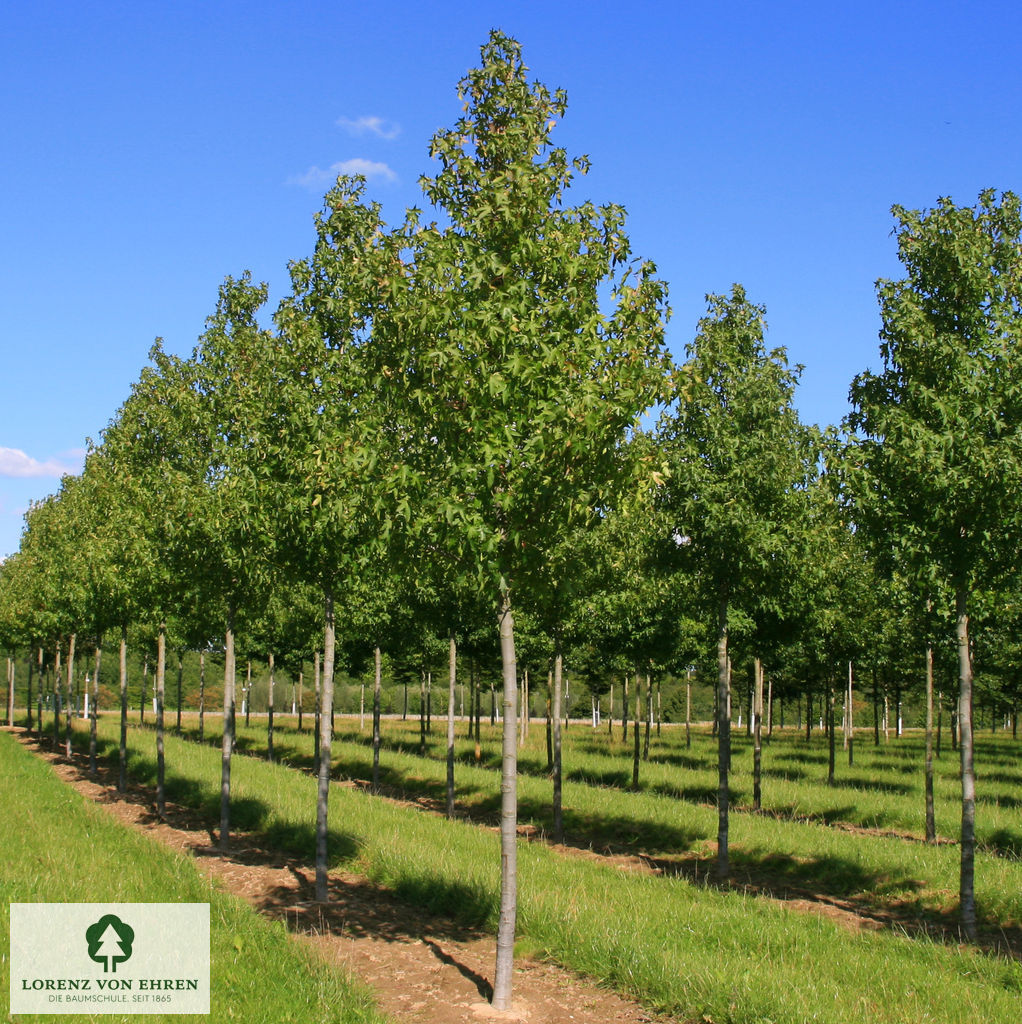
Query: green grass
53,713,1022,1023
166,713,1022,928
0,729,389,1024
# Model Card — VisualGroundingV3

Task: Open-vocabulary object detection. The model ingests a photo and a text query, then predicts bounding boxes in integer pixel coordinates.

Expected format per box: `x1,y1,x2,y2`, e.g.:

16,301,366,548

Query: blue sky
3,0,1021,559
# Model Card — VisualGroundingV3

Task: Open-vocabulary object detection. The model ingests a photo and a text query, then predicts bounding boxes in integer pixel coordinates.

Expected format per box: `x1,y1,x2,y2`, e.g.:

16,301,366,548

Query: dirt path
16,733,668,1024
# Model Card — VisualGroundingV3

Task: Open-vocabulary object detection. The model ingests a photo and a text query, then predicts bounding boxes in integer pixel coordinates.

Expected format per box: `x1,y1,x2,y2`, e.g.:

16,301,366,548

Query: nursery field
13,710,1022,1023
0,728,385,1024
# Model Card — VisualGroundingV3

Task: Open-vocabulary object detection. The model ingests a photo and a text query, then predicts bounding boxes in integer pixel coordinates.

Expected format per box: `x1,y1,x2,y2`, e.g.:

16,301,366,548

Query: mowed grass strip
183,715,1022,929
75,717,1022,1023
0,730,389,1024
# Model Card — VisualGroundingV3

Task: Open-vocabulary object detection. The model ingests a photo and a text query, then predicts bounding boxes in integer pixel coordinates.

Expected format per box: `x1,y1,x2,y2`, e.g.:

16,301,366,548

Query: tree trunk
175,650,183,735
219,605,236,851
245,661,252,727
642,673,652,761
139,654,147,725
621,675,628,741
156,622,166,818
827,683,836,786
632,670,641,790
685,671,692,749
805,689,811,743
551,645,563,843
607,678,614,738
89,643,101,778
373,645,383,796
753,657,763,811
545,682,553,772
316,590,336,902
26,649,36,735
847,662,854,767
716,590,730,880
956,584,976,940
5,656,13,727
491,588,519,1011
267,652,275,763
925,641,936,843
314,651,321,769
198,650,206,742
473,661,482,760
298,670,304,731
937,690,943,759
656,676,662,738
445,635,456,817
53,641,61,751
419,668,427,756
64,633,76,759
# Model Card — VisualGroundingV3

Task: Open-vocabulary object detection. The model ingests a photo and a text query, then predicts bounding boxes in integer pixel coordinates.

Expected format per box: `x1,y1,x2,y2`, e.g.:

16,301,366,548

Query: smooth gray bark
827,684,836,786
632,671,641,789
267,652,275,763
64,633,76,759
847,662,854,766
53,641,61,751
175,651,183,735
316,591,336,902
446,635,456,817
314,651,321,768
685,671,691,749
956,585,976,939
753,657,763,811
118,627,128,792
373,645,383,795
491,589,519,1011
219,607,236,851
552,644,563,843
716,591,730,879
156,624,166,817
89,644,100,778
198,650,206,741
925,642,936,842
5,656,13,726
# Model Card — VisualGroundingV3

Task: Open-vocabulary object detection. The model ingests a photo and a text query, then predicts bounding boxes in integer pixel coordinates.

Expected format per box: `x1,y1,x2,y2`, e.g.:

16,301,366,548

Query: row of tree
3,31,1022,1004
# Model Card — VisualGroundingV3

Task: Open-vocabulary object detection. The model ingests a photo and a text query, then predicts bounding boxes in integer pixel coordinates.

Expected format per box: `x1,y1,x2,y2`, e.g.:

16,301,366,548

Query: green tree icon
86,914,135,973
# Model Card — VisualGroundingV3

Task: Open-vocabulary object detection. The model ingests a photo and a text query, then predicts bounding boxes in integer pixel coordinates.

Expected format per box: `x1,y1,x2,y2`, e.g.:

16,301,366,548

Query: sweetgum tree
847,189,1022,938
378,32,670,1008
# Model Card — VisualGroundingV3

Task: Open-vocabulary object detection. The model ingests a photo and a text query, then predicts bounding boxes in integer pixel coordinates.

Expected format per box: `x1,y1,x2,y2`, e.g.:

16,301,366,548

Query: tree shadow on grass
983,770,1022,787
761,803,863,827
977,791,1022,812
760,765,808,781
825,775,914,795
650,781,745,806
979,828,1022,860
774,750,830,766
87,733,357,864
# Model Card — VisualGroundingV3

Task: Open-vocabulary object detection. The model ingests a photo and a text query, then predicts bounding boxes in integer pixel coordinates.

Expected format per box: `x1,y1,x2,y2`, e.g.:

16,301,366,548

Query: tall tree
657,285,817,880
846,189,1022,940
377,33,670,1008
273,176,391,901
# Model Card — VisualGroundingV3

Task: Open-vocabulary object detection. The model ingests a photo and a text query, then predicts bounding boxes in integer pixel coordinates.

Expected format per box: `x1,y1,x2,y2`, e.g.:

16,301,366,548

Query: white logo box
10,903,210,1015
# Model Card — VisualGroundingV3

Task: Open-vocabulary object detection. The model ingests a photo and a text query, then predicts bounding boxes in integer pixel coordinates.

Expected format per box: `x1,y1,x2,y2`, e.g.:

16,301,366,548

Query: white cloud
287,159,398,189
337,115,400,140
0,447,80,479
